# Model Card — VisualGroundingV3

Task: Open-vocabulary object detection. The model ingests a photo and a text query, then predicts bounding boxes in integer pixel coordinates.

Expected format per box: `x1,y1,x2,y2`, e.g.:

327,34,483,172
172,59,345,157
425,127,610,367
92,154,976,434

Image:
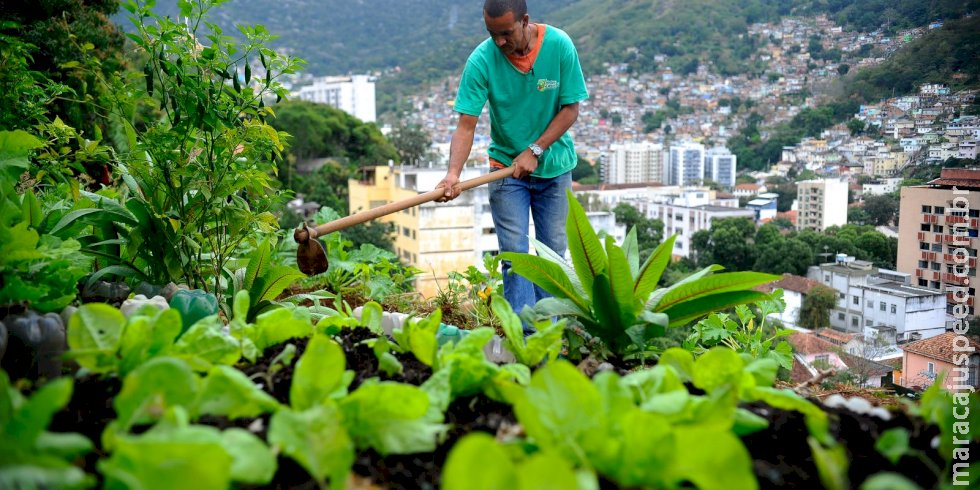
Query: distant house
757,274,825,328
899,332,980,392
814,328,863,354
788,331,895,387
733,183,766,198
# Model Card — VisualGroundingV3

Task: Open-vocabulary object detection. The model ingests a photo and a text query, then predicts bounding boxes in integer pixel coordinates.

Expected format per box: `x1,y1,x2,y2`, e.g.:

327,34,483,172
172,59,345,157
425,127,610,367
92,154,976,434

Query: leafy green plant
684,293,794,369
101,406,277,488
227,290,313,363
110,0,304,295
0,371,94,490
0,130,92,313
492,293,564,367
225,238,305,322
503,190,777,357
442,433,582,490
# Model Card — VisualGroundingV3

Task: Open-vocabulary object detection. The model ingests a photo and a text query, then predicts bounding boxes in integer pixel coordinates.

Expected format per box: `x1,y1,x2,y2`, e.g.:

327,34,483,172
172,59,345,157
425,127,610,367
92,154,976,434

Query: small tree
799,285,837,329
389,123,432,166
863,194,899,226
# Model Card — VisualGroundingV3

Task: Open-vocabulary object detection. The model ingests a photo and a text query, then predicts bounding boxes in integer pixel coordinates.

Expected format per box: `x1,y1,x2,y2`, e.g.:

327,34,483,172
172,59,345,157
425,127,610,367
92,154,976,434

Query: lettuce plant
501,190,777,356
492,293,564,367
0,371,94,490
684,293,794,369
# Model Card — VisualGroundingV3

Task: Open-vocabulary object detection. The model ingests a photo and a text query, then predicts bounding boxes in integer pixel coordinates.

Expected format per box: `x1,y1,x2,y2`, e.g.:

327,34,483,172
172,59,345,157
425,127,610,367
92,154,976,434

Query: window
920,242,929,250
866,319,872,326
922,205,932,213
933,225,944,233
851,317,859,327
932,243,942,252
918,260,928,268
853,295,860,305
932,262,941,271
891,304,897,314
920,223,931,231
839,292,845,300
880,301,886,311
838,312,845,320
927,362,935,374
930,280,941,288
402,227,411,238
971,209,980,218
918,278,928,287
935,206,945,215
824,274,831,282
815,354,830,364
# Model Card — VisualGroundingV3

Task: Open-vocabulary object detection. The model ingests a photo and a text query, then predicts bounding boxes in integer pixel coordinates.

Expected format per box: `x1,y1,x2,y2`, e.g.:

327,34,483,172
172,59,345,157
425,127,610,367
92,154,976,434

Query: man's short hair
484,0,527,19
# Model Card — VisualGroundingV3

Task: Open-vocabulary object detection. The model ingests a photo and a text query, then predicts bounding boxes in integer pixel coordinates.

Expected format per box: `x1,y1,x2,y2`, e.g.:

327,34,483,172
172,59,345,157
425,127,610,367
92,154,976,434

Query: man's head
483,0,530,55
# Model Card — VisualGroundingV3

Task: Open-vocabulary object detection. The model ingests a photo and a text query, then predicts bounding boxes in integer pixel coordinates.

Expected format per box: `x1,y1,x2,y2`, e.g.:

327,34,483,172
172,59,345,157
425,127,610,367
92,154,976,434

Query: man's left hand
511,149,539,179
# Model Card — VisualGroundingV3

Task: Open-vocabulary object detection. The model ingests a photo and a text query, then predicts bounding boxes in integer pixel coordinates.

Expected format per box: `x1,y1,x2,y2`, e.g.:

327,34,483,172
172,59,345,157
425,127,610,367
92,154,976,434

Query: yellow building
348,164,495,298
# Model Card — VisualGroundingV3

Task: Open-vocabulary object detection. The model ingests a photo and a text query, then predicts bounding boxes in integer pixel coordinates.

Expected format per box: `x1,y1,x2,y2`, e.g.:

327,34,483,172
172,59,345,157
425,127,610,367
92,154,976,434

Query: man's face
484,10,526,55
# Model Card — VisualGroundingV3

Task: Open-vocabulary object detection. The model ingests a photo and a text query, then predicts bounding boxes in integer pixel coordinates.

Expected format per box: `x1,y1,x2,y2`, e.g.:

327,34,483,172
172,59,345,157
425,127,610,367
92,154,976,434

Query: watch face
530,144,543,156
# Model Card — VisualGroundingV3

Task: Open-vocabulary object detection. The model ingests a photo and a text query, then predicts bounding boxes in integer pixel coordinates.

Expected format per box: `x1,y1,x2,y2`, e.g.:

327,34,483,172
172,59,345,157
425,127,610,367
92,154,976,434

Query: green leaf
0,465,93,490
0,130,44,181
591,273,627,347
194,365,280,419
253,307,313,351
605,237,636,318
358,301,384,334
634,234,677,302
268,405,353,487
35,432,94,461
646,264,723,309
658,348,695,382
875,428,910,465
668,426,758,490
339,382,446,455
693,347,744,393
442,433,517,490
171,316,240,366
113,357,200,431
66,303,125,373
745,358,780,387
290,334,348,410
437,327,500,398
748,387,830,444
610,409,675,487
808,438,849,490
510,361,604,466
860,473,922,490
2,377,73,450
20,189,41,229
529,236,584,294
118,308,182,375
733,408,769,436
621,226,640,278
565,189,607,297
656,272,779,312
99,426,233,490
219,428,277,485
499,252,589,313
517,451,580,490
391,309,440,367
662,290,773,328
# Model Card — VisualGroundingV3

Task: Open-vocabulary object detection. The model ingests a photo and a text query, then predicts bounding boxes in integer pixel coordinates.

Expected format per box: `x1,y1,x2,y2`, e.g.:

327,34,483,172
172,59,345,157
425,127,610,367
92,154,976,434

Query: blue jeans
489,169,572,334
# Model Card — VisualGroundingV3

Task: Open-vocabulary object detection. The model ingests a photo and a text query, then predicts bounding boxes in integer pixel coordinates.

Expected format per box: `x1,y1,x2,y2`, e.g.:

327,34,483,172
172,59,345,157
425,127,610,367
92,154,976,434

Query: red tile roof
788,332,840,356
762,273,825,295
815,328,859,345
901,332,980,364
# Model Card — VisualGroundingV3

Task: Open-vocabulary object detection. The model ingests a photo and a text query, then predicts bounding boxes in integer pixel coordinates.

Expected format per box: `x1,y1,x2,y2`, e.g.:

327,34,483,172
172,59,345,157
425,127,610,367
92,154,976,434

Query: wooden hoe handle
302,166,516,240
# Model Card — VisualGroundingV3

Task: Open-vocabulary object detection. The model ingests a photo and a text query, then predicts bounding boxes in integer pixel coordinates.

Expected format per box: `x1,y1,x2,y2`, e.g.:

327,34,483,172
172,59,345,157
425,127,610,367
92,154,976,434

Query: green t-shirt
454,25,589,178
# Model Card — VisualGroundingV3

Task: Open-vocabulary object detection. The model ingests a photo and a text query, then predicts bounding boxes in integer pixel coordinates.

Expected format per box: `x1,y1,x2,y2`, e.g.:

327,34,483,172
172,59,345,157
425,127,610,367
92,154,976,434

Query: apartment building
605,142,664,185
667,141,705,186
796,178,848,231
896,168,980,317
294,75,377,122
632,190,754,259
808,260,947,342
704,147,737,188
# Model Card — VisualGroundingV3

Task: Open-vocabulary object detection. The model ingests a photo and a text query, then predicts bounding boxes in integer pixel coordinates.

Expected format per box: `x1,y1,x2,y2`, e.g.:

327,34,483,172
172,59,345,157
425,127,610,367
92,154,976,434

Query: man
436,0,588,332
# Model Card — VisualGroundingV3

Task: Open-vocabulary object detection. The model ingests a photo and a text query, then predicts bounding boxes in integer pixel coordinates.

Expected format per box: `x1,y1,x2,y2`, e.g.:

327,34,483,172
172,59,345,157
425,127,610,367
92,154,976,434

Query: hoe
293,166,516,275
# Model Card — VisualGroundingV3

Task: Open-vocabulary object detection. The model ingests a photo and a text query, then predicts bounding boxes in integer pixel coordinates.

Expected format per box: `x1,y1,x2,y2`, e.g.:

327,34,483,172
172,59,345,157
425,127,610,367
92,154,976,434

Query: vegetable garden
1,1,978,489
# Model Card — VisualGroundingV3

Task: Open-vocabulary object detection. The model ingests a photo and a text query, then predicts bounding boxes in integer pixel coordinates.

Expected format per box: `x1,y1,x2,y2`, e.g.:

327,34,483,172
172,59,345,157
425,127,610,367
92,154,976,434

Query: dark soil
741,399,964,489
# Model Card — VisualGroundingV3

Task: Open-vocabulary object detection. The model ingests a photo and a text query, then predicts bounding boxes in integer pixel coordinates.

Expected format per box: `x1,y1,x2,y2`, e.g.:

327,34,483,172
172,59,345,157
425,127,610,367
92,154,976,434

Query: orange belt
489,158,507,169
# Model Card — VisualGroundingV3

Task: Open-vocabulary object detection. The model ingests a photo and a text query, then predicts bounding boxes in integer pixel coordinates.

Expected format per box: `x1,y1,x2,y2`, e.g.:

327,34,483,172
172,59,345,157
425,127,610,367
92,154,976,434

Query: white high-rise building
668,141,705,186
605,142,664,184
796,178,849,231
704,147,737,188
294,75,377,122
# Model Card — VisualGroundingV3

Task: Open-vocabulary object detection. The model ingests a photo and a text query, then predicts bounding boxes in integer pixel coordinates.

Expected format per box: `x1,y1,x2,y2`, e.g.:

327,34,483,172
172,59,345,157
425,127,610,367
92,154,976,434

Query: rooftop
923,168,980,190
860,280,945,298
763,273,825,294
901,332,980,364
788,332,840,356
815,328,860,344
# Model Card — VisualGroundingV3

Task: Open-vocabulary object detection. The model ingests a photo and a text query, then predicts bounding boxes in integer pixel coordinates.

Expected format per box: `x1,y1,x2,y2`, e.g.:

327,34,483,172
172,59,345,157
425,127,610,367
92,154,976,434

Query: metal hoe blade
294,225,328,276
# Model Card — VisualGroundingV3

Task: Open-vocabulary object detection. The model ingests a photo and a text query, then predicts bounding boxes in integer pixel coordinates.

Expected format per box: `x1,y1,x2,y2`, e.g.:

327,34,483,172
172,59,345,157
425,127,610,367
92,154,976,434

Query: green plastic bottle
435,323,470,346
168,289,219,333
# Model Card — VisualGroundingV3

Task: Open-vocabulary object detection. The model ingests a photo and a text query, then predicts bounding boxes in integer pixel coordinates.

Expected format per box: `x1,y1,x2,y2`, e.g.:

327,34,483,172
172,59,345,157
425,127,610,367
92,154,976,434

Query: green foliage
338,380,448,455
0,26,70,131
228,290,314,363
799,0,979,34
506,191,776,357
0,131,92,312
0,372,95,490
862,194,899,226
613,204,664,262
443,433,580,490
101,406,277,488
493,294,565,367
799,285,838,329
389,123,434,166
227,238,305,322
111,0,304,295
268,403,353,487
685,295,794,369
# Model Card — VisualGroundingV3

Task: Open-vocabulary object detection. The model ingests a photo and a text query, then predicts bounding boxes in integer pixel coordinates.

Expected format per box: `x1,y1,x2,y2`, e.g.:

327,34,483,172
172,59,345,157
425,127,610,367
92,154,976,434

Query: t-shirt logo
536,79,559,92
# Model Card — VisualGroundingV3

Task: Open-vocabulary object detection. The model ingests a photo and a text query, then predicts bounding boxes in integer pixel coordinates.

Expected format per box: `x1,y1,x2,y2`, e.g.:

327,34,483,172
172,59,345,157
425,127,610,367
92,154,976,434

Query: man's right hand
435,173,461,202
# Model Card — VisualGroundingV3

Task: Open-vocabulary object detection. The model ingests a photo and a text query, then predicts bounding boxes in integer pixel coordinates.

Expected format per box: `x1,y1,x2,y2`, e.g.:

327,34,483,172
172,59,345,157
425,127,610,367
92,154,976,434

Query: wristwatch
528,143,543,158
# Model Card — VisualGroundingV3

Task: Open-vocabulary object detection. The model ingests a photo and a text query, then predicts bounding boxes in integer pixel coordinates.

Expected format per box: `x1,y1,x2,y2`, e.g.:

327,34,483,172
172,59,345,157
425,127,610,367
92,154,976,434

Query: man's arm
511,102,580,179
436,113,478,202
